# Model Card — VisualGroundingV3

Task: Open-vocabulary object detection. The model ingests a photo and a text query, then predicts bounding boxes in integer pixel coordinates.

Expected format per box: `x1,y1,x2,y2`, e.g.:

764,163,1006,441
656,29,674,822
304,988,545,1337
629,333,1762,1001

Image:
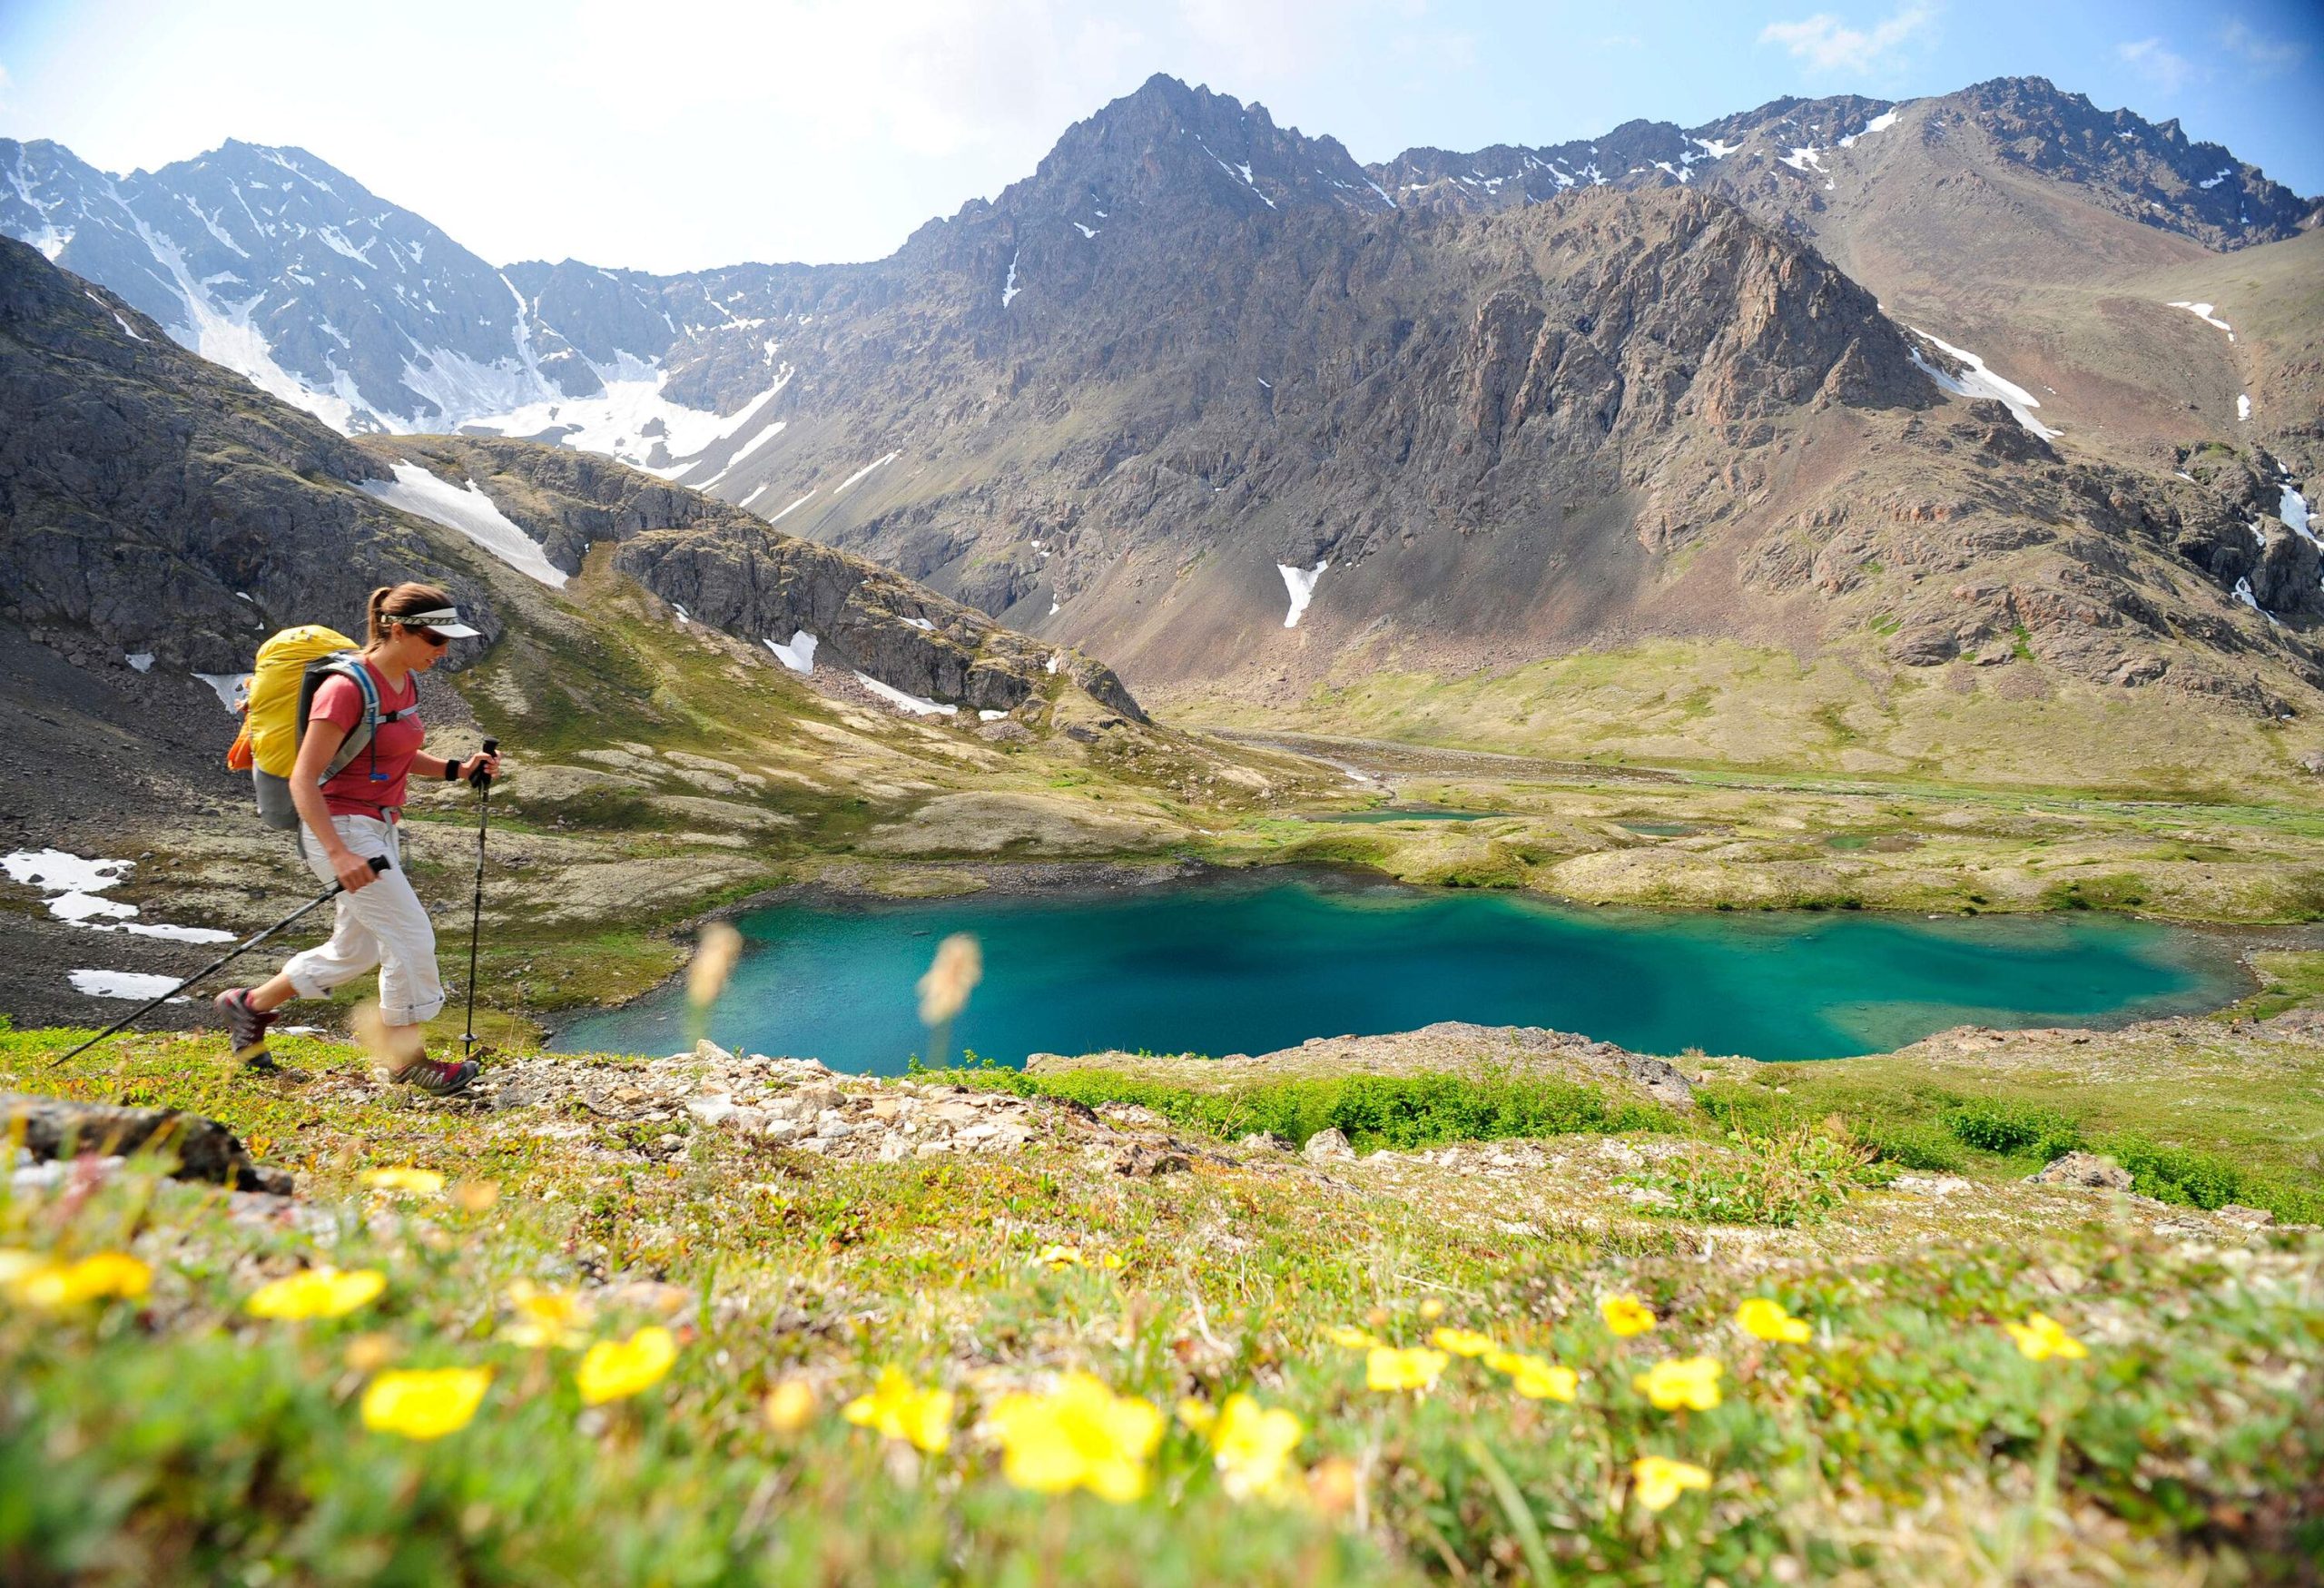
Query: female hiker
215,582,500,1093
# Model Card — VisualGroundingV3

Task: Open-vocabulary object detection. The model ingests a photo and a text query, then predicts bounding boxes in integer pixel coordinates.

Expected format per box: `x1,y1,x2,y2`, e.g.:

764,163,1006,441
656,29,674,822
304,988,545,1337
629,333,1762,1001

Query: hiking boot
395,1056,480,1097
215,988,277,1068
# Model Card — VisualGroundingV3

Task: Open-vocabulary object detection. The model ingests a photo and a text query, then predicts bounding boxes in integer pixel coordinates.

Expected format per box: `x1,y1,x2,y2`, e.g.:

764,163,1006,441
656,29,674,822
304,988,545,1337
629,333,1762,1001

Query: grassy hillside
1172,637,2324,804
3,1001,2319,1584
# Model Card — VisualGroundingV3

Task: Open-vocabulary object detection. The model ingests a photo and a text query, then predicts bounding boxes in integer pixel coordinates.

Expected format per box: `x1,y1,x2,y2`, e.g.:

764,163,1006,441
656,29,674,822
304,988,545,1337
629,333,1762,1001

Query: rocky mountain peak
987,72,1393,227
1944,74,2318,247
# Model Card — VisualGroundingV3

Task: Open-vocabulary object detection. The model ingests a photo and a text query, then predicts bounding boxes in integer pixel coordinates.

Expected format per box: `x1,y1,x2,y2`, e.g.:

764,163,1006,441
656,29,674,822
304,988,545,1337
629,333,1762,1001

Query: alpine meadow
2,4,2322,1583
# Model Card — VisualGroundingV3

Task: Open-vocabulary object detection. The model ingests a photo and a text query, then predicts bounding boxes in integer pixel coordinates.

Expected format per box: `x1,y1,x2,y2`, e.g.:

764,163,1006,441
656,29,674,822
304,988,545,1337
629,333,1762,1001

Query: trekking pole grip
468,736,499,791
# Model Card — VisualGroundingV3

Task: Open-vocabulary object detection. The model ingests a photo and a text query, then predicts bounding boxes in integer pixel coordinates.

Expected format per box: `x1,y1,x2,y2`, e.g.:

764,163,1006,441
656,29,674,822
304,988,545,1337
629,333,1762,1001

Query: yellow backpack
227,626,410,828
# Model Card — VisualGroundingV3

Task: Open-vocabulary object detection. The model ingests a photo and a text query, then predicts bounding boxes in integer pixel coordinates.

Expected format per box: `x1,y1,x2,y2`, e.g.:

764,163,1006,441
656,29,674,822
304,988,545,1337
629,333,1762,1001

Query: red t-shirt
309,661,425,818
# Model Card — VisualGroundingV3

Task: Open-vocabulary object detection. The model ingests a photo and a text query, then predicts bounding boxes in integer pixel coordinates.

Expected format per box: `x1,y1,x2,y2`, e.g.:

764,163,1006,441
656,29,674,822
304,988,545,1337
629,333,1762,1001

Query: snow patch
2167,301,2232,339
1278,560,1327,628
194,672,251,712
832,451,901,496
765,631,818,675
69,969,188,1001
360,463,567,588
978,709,1009,722
1072,222,1099,239
901,616,935,632
459,362,789,478
5,850,134,923
1836,110,1898,147
2280,482,2312,543
1909,330,2060,440
124,653,153,673
853,673,956,716
770,489,816,522
1001,249,1022,308
701,417,788,488
2238,393,2252,422
5,848,231,942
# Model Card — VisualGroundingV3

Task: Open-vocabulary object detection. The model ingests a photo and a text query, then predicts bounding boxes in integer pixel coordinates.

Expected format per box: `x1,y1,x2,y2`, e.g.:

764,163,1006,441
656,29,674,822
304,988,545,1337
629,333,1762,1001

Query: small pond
1304,808,1510,824
552,873,2245,1075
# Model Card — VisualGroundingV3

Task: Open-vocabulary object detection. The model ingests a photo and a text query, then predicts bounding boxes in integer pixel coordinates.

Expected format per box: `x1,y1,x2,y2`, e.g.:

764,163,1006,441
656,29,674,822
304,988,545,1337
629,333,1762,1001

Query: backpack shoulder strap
301,655,381,783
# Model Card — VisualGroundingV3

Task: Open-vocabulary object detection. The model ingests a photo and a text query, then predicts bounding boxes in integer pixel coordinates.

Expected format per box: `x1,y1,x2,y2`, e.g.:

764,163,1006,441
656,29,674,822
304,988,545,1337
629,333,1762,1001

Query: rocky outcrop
2028,1150,2133,1191
0,237,502,675
4,1091,292,1194
360,435,1145,720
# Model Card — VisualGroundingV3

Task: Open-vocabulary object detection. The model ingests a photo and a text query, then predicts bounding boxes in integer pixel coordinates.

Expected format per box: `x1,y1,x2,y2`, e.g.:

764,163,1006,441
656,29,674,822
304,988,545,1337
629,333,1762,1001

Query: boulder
1111,1141,1191,1178
1,1092,291,1195
2028,1151,2132,1191
1302,1127,1357,1164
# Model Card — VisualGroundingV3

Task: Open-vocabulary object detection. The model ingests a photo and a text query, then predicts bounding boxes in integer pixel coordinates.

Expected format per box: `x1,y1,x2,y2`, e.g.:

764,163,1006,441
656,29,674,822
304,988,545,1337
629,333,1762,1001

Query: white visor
395,607,482,638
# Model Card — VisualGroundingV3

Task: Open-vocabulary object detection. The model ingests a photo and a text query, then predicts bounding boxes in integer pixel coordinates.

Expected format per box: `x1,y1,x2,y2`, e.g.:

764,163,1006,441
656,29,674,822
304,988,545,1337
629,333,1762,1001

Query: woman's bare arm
290,720,378,892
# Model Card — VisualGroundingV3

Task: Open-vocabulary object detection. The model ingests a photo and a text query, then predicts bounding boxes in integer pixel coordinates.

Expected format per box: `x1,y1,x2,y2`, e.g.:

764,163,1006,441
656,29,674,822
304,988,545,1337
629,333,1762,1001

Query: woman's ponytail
365,586,395,646
365,582,452,646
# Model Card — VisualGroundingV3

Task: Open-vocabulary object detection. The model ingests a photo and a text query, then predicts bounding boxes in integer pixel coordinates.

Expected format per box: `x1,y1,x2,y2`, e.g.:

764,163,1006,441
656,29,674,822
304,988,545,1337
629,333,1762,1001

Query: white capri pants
281,814,447,1027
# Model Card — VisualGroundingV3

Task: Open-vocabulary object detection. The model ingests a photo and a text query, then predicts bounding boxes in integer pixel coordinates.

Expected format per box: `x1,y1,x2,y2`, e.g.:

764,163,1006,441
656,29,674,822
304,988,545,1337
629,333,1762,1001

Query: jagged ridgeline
0,234,1138,730
4,70,2321,789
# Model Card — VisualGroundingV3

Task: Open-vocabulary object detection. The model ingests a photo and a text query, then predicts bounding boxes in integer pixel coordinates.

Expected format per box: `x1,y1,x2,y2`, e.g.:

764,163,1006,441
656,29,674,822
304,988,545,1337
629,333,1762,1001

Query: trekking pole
460,737,499,1056
49,857,390,1069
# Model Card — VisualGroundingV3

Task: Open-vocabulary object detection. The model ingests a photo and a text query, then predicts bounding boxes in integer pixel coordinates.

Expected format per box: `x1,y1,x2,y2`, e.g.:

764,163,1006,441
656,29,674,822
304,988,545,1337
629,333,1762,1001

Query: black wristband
443,758,461,782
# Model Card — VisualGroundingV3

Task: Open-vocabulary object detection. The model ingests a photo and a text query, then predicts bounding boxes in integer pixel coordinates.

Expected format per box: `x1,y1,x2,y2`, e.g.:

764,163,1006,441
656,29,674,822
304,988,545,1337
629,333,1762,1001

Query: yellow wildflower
1365,1346,1450,1393
449,1179,500,1214
1600,1294,1657,1337
0,1249,43,1285
245,1265,385,1321
576,1325,677,1405
1211,1393,1305,1501
687,921,743,1010
917,933,982,1025
1324,1324,1383,1350
989,1372,1164,1503
1177,1397,1218,1434
1307,1456,1360,1517
1430,1327,1496,1357
343,1333,399,1373
1417,1297,1445,1322
1032,1245,1085,1268
843,1365,956,1454
1483,1350,1580,1403
361,1167,446,1196
763,1379,817,1434
2004,1311,2089,1362
1735,1297,1814,1344
1631,1455,1712,1512
1634,1356,1724,1412
361,1367,491,1440
11,1251,153,1307
501,1280,593,1349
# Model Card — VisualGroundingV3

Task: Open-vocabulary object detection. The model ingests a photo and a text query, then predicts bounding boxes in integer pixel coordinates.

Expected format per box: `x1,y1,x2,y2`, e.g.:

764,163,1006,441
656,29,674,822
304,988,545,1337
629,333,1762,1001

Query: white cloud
2220,19,2303,71
1758,5,1933,72
2115,36,2192,93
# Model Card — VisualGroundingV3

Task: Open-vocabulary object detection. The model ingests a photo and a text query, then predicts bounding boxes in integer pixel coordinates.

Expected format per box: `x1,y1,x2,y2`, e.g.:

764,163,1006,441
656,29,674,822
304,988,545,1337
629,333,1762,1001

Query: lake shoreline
546,839,2322,1048
547,861,2287,1068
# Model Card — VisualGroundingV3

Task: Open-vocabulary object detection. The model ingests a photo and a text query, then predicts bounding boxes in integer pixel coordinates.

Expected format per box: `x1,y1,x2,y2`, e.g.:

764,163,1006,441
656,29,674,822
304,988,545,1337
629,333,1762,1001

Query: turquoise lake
550,873,2245,1075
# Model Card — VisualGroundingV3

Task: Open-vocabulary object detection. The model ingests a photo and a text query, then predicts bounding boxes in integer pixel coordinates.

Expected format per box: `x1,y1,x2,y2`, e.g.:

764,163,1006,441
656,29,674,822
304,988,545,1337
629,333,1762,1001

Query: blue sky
1,1,2316,272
